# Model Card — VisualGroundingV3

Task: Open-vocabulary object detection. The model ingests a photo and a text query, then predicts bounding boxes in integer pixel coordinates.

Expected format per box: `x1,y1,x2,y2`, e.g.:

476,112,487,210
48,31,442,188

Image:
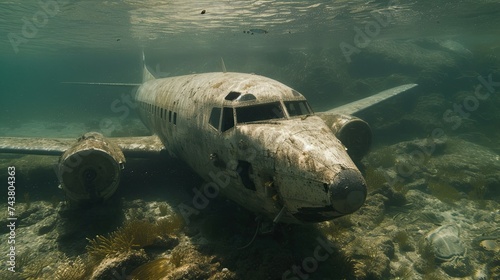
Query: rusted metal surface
58,132,125,202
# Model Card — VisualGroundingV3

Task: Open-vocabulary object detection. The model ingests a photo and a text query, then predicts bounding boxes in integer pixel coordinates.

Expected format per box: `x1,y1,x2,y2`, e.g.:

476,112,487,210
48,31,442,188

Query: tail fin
220,57,227,73
142,51,156,82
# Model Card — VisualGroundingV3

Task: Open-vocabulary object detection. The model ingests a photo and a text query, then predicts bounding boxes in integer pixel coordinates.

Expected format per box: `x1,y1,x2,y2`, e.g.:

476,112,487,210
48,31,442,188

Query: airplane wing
321,84,418,115
0,135,166,158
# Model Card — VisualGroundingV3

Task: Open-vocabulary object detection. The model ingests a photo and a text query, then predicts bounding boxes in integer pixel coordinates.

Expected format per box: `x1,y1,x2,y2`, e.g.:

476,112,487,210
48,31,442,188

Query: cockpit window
284,101,312,117
221,107,235,132
209,107,234,132
236,102,285,123
209,107,221,129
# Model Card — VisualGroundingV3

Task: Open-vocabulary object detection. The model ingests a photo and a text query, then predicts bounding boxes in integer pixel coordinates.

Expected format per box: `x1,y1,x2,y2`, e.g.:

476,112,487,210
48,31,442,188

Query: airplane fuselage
134,72,367,223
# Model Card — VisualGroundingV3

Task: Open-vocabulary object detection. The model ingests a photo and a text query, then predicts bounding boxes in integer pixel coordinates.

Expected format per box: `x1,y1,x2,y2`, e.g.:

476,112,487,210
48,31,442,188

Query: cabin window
173,112,177,125
221,107,235,132
284,101,312,117
235,102,285,123
168,111,172,122
209,107,221,130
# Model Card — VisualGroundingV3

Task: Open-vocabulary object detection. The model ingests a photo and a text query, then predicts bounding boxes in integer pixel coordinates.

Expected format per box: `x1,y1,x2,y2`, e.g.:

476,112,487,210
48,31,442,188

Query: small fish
201,10,206,14
243,29,268,35
248,28,268,34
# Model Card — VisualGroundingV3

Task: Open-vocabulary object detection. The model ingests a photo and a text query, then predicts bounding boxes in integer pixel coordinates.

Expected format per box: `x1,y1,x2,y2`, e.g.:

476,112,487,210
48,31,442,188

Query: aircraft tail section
142,51,156,83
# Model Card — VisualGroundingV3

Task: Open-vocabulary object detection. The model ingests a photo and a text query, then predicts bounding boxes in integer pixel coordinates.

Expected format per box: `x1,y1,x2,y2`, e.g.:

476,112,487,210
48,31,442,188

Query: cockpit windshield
284,101,312,117
234,100,312,124
235,102,285,123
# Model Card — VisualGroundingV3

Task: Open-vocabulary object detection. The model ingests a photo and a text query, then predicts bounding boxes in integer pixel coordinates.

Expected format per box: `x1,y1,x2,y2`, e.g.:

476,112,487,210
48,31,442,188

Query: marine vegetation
350,238,388,279
427,180,461,204
86,229,135,263
54,256,92,280
364,167,387,192
129,257,176,280
416,238,437,275
394,230,414,252
19,252,56,280
370,147,396,168
393,264,413,279
468,175,488,208
86,214,184,262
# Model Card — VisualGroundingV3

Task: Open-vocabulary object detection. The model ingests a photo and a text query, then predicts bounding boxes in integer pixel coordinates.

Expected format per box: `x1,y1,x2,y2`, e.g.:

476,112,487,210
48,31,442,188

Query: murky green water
0,1,499,279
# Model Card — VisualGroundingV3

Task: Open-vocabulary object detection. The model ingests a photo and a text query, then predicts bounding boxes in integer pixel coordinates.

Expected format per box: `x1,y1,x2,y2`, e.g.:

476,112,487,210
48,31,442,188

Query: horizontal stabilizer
322,84,418,116
61,82,141,86
0,135,165,158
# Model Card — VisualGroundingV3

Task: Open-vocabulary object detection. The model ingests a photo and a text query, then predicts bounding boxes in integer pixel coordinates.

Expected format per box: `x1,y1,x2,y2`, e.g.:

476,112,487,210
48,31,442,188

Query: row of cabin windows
208,101,312,132
140,102,177,125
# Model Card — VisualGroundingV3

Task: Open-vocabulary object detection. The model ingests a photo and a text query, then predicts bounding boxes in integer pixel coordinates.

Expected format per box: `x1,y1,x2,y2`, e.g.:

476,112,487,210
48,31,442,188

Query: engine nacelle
57,132,125,203
319,114,372,161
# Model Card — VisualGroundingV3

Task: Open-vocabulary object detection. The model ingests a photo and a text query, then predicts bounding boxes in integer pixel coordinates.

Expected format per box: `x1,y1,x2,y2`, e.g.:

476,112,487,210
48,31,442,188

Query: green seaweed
394,265,413,279
417,239,436,275
372,148,397,168
121,220,159,248
394,230,414,252
427,180,461,204
468,176,487,208
364,167,387,191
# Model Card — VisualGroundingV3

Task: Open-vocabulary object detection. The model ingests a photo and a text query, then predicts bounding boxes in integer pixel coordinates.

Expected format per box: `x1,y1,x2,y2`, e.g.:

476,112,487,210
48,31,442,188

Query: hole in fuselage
237,160,256,191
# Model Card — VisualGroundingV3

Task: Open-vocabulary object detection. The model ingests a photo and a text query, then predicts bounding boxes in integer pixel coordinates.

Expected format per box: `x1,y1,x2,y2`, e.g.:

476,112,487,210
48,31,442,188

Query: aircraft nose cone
329,169,367,214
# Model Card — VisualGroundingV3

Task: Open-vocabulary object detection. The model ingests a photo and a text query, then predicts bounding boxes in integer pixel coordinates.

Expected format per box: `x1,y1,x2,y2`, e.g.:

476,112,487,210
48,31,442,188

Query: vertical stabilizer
142,51,156,82
220,57,227,73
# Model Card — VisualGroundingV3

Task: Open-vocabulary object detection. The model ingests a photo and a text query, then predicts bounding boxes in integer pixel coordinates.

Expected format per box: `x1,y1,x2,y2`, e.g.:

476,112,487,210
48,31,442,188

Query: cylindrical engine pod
326,114,372,161
57,132,125,203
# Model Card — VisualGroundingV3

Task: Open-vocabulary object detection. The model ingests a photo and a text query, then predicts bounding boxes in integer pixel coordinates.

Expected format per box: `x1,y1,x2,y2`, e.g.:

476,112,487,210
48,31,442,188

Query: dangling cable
237,217,262,250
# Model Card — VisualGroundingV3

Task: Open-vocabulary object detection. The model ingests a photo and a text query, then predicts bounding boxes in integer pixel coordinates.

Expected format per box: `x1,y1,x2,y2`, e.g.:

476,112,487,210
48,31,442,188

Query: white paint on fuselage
133,72,358,223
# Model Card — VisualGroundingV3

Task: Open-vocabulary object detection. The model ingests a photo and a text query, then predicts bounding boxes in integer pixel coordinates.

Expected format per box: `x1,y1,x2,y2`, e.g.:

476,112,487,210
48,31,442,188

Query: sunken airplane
0,56,417,224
